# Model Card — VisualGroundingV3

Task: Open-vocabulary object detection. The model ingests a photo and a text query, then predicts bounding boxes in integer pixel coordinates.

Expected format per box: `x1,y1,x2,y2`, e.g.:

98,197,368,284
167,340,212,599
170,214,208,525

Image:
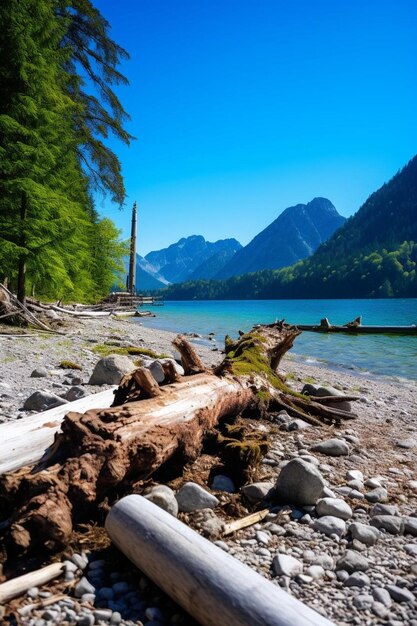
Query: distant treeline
0,0,131,302
162,156,417,300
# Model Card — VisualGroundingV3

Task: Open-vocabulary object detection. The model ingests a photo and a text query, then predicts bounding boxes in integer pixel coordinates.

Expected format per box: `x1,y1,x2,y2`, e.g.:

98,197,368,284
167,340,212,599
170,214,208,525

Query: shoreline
1,316,417,625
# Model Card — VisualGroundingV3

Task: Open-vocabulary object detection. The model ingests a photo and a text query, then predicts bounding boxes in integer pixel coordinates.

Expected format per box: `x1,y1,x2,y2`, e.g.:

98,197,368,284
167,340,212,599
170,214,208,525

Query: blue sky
93,0,417,256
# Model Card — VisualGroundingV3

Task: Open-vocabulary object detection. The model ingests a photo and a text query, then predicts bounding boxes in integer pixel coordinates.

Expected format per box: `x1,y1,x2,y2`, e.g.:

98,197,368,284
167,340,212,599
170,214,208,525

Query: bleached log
106,495,335,626
0,562,64,604
49,305,111,318
0,388,116,475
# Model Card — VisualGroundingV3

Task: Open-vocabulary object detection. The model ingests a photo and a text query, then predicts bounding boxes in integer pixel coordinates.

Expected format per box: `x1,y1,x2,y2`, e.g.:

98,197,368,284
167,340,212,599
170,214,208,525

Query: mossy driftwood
0,322,355,559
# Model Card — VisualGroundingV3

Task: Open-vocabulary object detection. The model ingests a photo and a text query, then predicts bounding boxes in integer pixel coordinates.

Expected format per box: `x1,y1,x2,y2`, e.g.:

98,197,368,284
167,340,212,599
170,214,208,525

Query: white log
0,388,116,475
49,305,111,317
0,562,64,604
106,495,335,626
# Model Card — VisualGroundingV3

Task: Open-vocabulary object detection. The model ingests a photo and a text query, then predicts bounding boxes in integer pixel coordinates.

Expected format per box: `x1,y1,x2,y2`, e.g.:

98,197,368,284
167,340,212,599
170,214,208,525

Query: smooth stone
81,593,96,604
148,360,165,383
348,489,365,500
311,438,349,457
273,554,303,577
372,587,392,607
316,498,352,520
353,594,373,610
404,517,417,536
74,577,95,598
336,550,369,573
365,477,382,488
372,602,389,619
27,587,39,598
255,531,270,545
65,386,88,401
241,482,274,503
405,544,417,557
349,522,380,546
75,615,94,626
370,515,404,535
346,469,364,482
386,585,415,603
211,474,236,493
97,587,114,601
365,487,388,503
144,485,178,517
346,479,363,491
89,354,135,385
313,515,346,538
176,482,219,512
23,390,68,411
370,503,398,517
312,554,334,569
305,565,325,579
30,367,49,378
344,572,371,588
275,458,325,506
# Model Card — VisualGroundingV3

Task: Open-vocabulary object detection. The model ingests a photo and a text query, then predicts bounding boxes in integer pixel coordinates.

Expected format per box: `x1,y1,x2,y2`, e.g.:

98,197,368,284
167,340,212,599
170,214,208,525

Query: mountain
162,156,417,299
145,235,242,283
188,242,242,280
118,254,168,292
216,197,346,279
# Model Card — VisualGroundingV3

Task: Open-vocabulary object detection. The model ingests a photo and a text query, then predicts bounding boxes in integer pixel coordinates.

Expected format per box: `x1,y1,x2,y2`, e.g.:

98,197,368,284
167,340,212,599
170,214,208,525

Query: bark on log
0,322,357,559
106,495,335,626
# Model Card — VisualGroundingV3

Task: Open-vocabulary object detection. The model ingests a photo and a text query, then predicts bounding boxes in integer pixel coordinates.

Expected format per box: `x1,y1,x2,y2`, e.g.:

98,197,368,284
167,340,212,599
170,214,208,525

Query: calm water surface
134,299,417,381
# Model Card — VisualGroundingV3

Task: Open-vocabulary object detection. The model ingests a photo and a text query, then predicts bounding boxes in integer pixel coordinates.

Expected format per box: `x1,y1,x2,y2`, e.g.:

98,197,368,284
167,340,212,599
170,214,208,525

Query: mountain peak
216,198,345,279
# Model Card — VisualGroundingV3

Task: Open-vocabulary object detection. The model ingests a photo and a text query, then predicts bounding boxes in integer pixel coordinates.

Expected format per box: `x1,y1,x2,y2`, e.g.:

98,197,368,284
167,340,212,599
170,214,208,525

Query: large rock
275,458,325,506
311,439,349,457
316,498,352,520
313,516,346,538
23,390,69,412
336,550,369,573
89,354,135,385
370,515,404,535
349,522,380,546
144,485,178,517
176,482,219,512
30,367,49,378
365,487,388,503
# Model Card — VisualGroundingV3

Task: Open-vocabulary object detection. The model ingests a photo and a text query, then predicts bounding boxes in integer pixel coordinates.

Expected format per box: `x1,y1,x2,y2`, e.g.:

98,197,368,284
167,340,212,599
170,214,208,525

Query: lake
134,299,417,381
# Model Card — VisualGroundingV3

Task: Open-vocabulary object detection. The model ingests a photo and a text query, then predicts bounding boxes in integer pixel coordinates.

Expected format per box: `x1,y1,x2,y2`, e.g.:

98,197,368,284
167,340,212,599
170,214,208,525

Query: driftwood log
106,495,335,626
0,322,357,559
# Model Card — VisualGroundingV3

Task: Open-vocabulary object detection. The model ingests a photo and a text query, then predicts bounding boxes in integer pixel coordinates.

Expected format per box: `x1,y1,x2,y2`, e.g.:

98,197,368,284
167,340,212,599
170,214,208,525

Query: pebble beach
1,315,417,626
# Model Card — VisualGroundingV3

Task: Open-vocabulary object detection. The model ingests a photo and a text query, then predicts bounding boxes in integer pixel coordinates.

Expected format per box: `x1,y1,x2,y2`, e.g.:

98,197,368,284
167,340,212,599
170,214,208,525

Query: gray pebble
386,585,415,603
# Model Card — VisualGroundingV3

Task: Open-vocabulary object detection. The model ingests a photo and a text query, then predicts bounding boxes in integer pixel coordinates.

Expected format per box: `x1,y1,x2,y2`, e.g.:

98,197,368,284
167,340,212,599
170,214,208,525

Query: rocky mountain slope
216,198,345,279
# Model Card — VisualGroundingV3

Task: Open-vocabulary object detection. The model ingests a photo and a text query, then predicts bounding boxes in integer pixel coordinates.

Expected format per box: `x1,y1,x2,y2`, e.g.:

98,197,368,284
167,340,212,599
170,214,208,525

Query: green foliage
91,344,169,359
0,0,131,302
59,360,83,370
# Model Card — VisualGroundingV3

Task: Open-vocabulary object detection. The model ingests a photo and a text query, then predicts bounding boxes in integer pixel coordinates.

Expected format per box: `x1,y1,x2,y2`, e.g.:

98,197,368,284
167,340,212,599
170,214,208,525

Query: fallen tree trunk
0,388,117,475
0,322,357,559
106,495,335,626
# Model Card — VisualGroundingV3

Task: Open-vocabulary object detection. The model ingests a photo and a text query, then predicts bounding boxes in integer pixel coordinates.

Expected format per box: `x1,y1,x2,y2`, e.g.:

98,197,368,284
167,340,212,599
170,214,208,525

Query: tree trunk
0,322,356,559
17,191,28,304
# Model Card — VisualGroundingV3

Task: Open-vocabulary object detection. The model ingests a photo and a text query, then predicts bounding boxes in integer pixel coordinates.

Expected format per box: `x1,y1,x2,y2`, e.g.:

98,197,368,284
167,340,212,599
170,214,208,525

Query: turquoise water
134,299,417,381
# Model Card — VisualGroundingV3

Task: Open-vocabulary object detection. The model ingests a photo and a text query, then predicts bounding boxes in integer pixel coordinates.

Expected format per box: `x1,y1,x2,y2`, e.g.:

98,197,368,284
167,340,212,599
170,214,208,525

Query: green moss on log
59,360,82,370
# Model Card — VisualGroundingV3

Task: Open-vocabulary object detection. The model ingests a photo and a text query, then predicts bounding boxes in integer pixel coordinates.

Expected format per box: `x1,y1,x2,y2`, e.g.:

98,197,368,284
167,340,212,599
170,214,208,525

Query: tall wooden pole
128,201,137,295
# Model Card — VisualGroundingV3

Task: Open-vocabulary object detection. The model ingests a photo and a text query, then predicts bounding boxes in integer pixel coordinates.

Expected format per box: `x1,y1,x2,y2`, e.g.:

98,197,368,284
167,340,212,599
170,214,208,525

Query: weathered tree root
0,322,359,559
